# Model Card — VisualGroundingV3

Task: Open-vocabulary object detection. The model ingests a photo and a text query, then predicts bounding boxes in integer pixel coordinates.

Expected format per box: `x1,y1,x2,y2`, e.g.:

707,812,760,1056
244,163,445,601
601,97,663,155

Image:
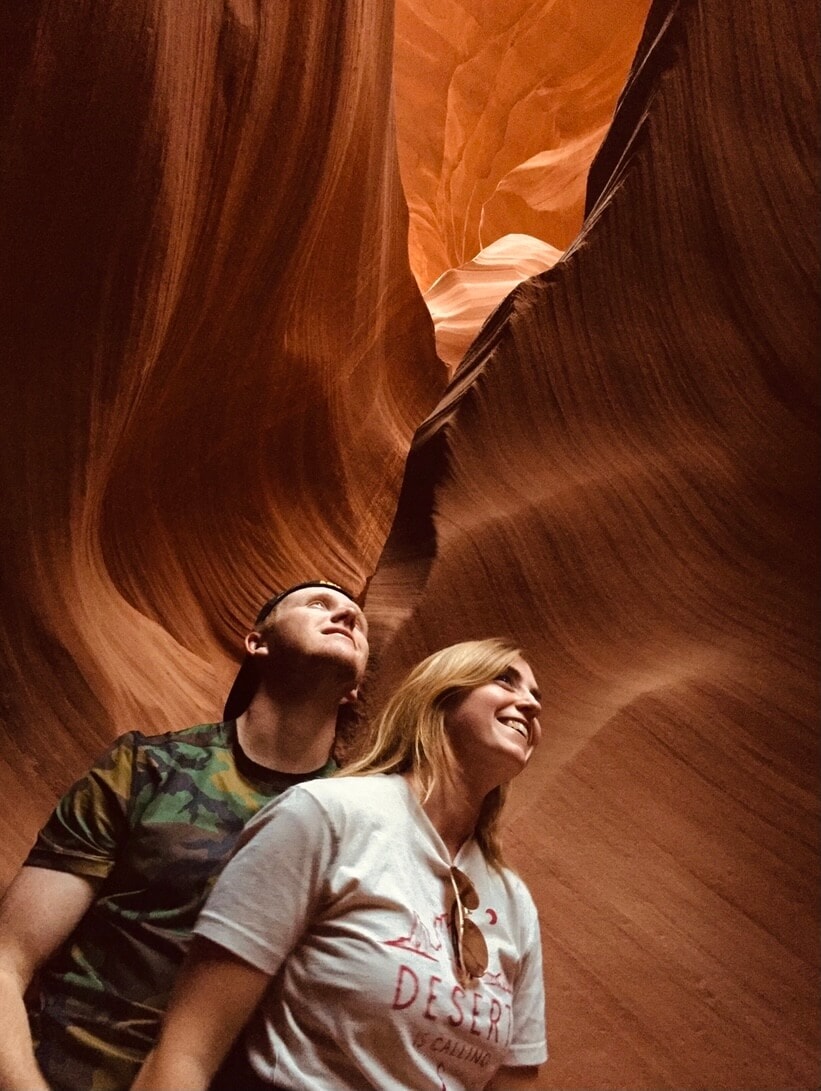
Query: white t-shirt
196,773,547,1090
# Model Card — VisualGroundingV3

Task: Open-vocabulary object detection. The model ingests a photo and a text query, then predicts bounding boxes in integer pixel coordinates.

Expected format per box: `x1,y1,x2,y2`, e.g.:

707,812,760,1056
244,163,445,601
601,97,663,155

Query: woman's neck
405,769,485,861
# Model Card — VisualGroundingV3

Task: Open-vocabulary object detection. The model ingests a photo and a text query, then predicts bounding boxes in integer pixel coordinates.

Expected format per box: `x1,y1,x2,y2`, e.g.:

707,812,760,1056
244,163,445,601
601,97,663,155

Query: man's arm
0,867,97,1091
132,937,270,1091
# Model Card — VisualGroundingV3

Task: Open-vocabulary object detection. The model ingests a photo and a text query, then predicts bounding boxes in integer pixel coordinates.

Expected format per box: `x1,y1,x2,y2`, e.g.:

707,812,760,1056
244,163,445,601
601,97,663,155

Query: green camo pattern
25,720,334,1091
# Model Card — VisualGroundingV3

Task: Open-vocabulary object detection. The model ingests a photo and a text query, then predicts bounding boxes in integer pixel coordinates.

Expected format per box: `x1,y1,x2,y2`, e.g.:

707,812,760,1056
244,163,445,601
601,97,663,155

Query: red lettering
470,990,483,1036
448,985,465,1026
503,1002,513,1046
487,997,502,1042
392,964,420,1010
424,975,442,1021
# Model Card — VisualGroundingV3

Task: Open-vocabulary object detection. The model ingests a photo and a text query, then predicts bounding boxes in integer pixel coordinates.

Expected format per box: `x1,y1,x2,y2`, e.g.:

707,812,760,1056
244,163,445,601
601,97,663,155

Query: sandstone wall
0,0,443,876
368,0,820,1086
0,0,817,1087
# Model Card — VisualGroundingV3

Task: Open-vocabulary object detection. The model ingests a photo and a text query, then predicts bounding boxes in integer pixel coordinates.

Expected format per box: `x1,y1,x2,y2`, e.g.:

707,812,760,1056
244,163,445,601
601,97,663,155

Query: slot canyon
0,1,817,1088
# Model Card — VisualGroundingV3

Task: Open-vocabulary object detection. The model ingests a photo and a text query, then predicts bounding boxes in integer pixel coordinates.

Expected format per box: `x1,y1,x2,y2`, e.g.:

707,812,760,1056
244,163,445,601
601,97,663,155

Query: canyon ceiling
1,1,818,1089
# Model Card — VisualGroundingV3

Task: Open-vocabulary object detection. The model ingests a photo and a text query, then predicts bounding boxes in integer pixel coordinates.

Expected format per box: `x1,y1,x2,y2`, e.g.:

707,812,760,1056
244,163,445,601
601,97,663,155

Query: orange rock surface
394,0,652,366
0,0,443,873
1,0,818,1088
423,234,564,370
369,1,820,1087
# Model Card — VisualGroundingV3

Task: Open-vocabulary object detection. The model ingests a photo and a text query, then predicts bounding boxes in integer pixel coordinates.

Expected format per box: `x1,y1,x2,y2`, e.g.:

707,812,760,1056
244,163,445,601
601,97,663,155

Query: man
0,581,369,1091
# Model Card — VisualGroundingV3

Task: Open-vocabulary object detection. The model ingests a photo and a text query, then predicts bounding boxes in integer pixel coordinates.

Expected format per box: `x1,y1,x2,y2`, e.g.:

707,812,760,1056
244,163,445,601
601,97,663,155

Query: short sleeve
194,785,335,976
24,733,138,881
505,892,548,1066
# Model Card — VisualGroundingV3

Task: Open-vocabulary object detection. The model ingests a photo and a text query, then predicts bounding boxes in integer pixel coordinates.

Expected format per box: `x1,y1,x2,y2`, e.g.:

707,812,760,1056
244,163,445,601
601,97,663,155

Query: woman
134,639,547,1090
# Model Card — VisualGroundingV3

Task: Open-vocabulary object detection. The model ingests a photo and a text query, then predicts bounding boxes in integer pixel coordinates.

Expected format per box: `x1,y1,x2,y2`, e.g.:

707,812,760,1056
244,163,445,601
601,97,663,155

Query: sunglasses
449,866,489,985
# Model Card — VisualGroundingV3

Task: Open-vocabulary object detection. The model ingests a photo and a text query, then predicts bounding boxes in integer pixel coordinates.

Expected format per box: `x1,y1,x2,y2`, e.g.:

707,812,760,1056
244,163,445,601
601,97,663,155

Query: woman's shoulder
286,774,412,846
484,860,540,922
290,771,406,812
242,773,407,846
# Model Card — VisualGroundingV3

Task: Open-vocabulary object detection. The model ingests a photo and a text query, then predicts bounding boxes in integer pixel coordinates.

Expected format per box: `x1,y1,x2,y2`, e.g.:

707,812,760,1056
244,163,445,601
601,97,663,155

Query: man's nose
331,603,357,628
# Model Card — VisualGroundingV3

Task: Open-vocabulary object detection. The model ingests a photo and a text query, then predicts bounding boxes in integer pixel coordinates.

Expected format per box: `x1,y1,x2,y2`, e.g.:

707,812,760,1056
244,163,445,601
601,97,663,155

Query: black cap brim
223,654,259,721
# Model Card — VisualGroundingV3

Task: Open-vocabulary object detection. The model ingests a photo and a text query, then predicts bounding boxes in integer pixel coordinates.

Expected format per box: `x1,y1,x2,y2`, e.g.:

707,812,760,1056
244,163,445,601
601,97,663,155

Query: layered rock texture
1,0,819,1088
394,0,654,367
0,0,443,872
368,0,820,1087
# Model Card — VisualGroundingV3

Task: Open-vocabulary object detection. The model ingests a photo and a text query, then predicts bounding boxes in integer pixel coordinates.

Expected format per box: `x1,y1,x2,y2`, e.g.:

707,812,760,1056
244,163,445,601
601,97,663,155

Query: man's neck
235,692,338,774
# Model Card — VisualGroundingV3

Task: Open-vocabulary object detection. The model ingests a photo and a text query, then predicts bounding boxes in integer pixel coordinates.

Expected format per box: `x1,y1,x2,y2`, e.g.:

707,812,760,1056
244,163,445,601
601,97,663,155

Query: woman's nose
516,692,541,716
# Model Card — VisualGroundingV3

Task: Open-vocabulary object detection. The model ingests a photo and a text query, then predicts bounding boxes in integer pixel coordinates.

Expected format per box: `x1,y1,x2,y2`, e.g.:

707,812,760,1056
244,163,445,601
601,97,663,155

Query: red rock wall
0,0,818,1087
0,0,444,878
367,0,820,1086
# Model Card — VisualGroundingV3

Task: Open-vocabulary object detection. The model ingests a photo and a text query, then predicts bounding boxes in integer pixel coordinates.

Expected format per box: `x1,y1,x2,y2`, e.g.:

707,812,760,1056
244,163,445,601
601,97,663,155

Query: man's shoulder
126,720,230,753
96,722,233,783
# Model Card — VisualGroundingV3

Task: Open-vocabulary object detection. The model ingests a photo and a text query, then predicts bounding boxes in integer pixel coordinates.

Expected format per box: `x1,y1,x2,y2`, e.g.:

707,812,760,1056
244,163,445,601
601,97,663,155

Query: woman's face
443,655,542,781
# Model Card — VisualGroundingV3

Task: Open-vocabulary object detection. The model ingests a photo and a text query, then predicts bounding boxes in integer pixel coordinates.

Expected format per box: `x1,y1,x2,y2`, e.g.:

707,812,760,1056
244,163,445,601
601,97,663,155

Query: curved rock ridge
394,0,653,291
424,233,564,369
366,0,820,1086
0,0,444,877
0,0,817,1084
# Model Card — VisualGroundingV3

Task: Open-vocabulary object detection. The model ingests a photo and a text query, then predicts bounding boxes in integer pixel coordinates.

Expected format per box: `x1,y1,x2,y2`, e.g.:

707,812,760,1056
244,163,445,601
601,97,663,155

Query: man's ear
339,686,359,707
244,630,268,657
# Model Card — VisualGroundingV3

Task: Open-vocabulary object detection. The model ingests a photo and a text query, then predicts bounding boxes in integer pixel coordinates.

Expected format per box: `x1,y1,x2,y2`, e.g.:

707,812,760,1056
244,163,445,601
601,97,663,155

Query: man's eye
308,600,326,609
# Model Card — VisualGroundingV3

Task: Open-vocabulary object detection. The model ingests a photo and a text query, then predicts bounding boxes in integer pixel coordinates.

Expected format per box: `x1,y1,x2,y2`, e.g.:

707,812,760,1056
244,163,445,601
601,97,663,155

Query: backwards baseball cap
223,580,360,721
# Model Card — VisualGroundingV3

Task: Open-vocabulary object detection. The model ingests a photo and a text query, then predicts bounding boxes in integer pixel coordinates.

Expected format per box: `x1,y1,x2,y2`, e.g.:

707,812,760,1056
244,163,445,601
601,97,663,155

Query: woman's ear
244,630,268,657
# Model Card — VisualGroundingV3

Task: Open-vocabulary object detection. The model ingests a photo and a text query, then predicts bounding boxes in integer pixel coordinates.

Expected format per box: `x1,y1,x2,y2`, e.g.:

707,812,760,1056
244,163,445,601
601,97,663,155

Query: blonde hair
341,638,525,867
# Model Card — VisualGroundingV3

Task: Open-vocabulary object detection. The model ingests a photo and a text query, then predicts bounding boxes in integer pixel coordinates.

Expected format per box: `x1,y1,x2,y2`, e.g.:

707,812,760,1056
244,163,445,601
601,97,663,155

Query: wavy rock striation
0,0,817,1085
423,234,564,370
367,0,820,1086
394,0,653,367
394,0,654,290
0,0,444,879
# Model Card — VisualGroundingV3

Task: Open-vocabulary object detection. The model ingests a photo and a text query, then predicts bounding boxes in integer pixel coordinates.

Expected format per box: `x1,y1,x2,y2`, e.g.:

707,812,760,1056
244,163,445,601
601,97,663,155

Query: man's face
259,586,369,688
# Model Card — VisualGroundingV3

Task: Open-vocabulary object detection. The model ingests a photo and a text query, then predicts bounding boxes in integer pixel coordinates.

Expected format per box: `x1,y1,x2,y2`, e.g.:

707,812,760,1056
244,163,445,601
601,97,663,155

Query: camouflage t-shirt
24,720,334,1091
